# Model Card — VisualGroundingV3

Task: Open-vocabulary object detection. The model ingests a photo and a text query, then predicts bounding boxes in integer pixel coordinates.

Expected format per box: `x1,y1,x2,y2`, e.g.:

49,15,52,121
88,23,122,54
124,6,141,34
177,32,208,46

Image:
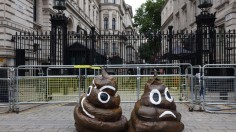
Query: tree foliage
135,0,165,63
134,0,165,34
139,36,161,63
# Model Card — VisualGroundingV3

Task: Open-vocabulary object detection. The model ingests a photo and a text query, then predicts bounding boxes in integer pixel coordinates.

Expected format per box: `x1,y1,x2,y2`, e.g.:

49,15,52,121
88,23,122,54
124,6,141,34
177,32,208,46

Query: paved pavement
0,103,236,132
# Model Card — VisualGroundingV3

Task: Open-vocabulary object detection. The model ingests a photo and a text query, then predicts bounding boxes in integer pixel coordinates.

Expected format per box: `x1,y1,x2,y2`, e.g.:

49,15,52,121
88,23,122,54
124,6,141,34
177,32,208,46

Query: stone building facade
0,0,134,66
161,0,236,65
161,0,236,32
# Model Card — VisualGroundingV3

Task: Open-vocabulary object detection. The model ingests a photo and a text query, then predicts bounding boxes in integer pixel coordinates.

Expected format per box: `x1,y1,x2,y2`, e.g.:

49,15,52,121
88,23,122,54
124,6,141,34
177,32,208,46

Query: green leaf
134,0,165,34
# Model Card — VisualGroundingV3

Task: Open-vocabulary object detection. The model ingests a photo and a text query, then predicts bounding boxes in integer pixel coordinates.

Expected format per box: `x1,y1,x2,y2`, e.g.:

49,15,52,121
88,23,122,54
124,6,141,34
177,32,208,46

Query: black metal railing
12,29,236,72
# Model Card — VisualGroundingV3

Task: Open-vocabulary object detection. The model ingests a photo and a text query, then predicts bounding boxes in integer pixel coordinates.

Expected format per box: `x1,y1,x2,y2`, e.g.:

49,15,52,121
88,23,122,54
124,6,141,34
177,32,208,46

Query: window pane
112,18,116,30
104,17,108,30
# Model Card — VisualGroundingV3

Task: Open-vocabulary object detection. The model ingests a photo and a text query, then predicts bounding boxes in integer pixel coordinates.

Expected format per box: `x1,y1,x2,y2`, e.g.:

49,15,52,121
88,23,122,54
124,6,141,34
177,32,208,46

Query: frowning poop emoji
74,69,128,132
128,70,184,132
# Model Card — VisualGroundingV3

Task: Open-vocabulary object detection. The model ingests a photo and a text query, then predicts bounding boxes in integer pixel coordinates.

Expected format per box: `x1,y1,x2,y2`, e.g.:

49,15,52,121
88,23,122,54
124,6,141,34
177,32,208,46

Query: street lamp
198,0,212,11
53,0,66,11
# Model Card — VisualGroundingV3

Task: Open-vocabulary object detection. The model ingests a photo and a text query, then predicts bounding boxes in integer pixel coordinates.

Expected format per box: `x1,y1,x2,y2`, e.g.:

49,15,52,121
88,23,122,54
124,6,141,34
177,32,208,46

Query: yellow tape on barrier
91,66,101,70
74,65,101,70
74,65,92,69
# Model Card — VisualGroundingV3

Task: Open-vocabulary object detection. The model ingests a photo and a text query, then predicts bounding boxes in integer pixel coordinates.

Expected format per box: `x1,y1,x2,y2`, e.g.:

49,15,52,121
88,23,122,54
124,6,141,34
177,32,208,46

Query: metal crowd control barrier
46,65,101,102
185,65,204,111
0,67,15,113
202,64,236,113
15,65,100,112
15,64,193,112
94,63,193,103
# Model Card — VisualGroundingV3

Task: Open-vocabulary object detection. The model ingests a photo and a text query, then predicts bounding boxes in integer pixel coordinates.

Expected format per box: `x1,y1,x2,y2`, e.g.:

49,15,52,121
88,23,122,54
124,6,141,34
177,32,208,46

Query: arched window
112,18,116,30
104,17,109,30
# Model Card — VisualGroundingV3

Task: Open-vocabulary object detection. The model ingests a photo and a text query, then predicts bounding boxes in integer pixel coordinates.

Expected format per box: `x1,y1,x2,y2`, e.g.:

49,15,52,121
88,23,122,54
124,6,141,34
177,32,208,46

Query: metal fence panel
184,66,205,111
14,64,193,112
6,63,236,113
202,64,236,113
100,64,193,103
0,67,15,113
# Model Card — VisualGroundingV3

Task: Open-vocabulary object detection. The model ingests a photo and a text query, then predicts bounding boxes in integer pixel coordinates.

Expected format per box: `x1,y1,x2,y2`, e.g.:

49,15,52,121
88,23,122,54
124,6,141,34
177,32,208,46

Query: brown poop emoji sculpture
74,69,128,132
128,70,184,132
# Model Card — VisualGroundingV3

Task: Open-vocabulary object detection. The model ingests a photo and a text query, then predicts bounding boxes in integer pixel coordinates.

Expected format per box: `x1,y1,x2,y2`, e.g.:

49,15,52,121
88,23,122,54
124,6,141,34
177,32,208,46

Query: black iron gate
12,29,236,74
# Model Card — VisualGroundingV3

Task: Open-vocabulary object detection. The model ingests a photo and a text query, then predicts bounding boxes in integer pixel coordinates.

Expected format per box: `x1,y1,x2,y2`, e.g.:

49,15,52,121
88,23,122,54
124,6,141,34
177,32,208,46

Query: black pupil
167,91,171,99
87,87,91,94
153,93,159,102
100,93,108,101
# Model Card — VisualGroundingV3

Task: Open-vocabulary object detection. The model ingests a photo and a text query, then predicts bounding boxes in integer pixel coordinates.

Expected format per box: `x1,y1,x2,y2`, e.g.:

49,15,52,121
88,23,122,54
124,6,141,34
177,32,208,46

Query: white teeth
99,85,116,91
159,111,176,118
81,97,95,119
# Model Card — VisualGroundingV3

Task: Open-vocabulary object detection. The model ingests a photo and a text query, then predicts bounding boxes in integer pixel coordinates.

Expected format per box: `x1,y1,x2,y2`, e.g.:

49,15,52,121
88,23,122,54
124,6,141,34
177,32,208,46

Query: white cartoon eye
87,86,93,96
98,92,110,103
149,89,161,105
164,87,173,102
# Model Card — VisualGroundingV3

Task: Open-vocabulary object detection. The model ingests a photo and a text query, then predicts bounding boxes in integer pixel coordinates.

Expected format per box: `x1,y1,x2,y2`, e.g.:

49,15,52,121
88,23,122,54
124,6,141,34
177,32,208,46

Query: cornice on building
162,0,169,11
100,3,125,16
189,20,196,27
0,19,35,33
215,16,225,27
225,1,236,14
161,13,173,31
214,0,229,10
66,1,99,30
1,0,134,34
161,0,236,31
125,4,133,17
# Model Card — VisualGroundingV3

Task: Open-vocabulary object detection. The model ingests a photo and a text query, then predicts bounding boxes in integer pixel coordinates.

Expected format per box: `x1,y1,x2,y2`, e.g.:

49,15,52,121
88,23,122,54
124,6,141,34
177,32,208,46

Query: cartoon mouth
159,111,176,118
81,97,95,119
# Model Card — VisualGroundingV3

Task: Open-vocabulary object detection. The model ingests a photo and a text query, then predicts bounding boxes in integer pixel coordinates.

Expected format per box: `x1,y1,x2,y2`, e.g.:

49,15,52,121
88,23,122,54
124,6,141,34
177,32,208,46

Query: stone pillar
101,12,104,30
116,12,119,30
109,11,112,30
36,0,43,25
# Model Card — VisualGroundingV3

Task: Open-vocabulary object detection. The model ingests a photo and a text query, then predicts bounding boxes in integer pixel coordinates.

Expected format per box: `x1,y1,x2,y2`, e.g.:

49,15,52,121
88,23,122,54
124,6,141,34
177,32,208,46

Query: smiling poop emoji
128,70,184,132
74,69,128,132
